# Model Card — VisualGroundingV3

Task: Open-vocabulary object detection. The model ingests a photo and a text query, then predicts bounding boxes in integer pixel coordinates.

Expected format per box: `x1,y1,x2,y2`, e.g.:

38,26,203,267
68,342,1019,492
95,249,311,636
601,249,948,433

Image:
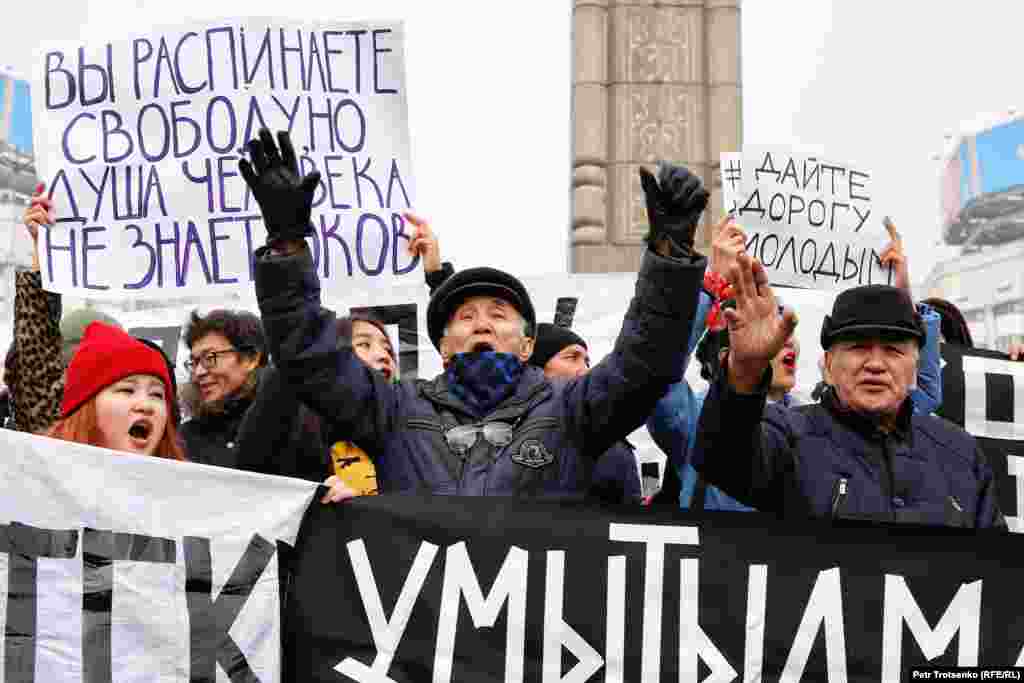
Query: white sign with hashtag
720,148,892,291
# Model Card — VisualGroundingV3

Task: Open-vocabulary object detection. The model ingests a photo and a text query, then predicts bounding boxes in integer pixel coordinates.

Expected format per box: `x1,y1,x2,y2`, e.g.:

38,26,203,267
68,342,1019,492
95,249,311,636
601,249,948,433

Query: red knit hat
62,322,174,418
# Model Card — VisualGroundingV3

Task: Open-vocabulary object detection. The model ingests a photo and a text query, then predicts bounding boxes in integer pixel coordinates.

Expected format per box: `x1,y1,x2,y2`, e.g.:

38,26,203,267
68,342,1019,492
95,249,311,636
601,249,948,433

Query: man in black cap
693,253,1004,528
240,129,707,498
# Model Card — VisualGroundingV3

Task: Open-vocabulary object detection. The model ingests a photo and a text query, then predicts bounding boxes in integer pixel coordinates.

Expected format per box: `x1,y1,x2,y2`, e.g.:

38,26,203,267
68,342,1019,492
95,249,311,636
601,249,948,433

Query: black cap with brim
427,267,536,350
820,284,926,349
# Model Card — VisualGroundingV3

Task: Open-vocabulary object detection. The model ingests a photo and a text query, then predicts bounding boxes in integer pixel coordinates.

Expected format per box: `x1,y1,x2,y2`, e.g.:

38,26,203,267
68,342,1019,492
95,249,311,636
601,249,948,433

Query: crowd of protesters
1,127,1014,530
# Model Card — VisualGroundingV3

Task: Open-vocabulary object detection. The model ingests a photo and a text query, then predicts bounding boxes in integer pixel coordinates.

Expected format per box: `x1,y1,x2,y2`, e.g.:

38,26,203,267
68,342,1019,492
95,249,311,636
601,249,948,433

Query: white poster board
721,147,892,290
31,18,415,300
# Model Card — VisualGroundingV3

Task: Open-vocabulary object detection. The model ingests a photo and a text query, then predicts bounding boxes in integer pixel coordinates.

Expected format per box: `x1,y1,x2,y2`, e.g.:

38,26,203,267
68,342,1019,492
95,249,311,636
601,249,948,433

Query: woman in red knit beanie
46,322,185,461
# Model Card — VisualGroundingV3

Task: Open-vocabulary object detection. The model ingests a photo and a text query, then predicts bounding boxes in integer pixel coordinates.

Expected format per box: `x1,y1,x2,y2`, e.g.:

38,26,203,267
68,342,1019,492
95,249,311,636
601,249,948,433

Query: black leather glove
638,161,709,255
239,128,321,244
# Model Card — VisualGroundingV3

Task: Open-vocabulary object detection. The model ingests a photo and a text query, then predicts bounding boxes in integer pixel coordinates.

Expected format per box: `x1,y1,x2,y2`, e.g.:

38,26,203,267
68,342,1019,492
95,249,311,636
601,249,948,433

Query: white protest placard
720,147,892,290
0,429,318,681
31,18,415,300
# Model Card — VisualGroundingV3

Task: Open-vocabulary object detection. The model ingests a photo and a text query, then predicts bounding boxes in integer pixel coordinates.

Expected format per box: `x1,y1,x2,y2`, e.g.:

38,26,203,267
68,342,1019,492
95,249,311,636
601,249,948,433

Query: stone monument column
571,1,610,265
572,0,741,272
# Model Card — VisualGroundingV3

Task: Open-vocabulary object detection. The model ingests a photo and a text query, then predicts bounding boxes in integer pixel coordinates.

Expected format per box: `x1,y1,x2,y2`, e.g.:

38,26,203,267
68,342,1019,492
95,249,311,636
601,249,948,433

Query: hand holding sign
239,129,322,247
878,216,910,293
638,161,709,255
404,212,442,275
725,253,799,393
710,212,747,277
23,183,55,272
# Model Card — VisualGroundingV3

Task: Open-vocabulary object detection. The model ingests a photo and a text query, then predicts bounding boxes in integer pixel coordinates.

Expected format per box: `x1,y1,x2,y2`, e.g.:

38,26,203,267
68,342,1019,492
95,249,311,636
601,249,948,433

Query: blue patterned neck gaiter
445,352,525,417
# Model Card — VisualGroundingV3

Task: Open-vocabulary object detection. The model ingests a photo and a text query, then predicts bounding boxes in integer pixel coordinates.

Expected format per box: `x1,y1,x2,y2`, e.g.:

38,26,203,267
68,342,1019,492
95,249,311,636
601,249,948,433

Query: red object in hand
703,270,734,331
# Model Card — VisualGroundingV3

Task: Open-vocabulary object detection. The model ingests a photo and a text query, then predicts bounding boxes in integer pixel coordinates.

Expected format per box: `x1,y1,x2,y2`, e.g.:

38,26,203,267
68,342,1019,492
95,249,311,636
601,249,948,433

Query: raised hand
879,216,910,292
320,475,358,504
23,183,55,272
238,128,321,245
404,212,442,274
723,253,798,393
638,161,710,255
710,212,746,277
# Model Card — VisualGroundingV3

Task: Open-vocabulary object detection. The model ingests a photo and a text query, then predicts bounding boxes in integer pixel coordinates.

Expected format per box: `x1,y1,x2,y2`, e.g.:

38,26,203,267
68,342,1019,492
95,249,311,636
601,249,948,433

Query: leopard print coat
9,270,64,434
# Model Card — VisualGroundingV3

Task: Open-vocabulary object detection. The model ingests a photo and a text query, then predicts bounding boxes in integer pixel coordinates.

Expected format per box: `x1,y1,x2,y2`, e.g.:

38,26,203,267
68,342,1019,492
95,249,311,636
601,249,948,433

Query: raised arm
910,303,942,415
647,213,745,474
240,129,400,456
694,253,799,509
404,212,454,294
562,162,707,456
878,218,942,414
12,185,65,434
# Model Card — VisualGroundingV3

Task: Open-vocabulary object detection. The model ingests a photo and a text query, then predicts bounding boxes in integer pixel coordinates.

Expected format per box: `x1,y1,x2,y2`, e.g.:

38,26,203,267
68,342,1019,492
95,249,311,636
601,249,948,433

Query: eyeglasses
184,348,246,374
444,422,515,456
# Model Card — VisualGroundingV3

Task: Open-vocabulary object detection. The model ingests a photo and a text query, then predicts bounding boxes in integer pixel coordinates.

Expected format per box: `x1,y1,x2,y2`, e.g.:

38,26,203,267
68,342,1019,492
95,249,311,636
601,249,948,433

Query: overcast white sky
4,0,1024,284
743,1,1024,285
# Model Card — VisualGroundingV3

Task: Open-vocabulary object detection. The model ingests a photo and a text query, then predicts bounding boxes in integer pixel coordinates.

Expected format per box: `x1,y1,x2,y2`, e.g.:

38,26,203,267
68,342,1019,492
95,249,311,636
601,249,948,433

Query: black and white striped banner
0,430,318,682
937,344,1024,533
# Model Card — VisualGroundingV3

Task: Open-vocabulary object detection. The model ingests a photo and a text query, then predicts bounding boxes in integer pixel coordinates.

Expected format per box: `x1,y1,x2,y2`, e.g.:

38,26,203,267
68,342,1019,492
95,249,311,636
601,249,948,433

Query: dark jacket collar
820,387,914,444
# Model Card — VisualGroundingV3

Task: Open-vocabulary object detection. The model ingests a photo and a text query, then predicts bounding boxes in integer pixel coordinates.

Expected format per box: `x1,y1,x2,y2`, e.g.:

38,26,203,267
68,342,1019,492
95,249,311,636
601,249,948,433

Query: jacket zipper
831,477,848,518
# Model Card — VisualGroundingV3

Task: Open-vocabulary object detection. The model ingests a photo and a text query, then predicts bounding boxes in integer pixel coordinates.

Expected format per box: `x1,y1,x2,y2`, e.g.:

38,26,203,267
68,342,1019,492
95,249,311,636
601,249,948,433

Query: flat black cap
820,284,925,349
426,267,535,350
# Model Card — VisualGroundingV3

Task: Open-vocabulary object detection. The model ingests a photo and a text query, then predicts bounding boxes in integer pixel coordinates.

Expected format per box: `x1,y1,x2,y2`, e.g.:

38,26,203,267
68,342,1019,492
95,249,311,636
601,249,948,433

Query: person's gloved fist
239,128,321,244
639,161,709,254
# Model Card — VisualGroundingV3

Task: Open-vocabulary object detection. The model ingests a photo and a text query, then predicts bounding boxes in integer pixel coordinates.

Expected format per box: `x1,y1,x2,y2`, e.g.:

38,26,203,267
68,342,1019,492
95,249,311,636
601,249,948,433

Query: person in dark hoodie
238,128,707,499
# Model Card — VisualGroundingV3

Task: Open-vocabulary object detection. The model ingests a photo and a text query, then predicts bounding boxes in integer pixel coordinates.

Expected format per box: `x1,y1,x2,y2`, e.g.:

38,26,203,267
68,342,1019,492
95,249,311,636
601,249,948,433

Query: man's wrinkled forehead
832,330,918,348
451,296,517,318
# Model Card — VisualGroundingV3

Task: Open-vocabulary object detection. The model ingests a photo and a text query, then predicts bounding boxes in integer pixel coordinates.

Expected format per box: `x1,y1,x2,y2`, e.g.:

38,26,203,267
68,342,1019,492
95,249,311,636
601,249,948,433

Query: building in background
0,67,38,318
571,0,742,272
924,112,1024,351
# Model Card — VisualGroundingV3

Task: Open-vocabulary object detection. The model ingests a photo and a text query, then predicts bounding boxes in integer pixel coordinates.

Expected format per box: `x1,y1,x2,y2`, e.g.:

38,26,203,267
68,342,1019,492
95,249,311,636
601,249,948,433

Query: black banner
287,496,1024,682
937,344,1024,532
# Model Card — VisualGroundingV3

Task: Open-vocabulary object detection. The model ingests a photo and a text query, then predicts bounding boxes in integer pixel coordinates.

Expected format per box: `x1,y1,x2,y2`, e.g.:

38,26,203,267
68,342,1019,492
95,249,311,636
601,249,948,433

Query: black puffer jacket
180,367,327,482
254,245,705,497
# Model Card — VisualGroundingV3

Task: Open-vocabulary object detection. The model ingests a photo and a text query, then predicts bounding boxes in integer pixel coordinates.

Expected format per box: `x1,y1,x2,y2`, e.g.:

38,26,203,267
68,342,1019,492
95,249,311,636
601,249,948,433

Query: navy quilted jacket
253,245,704,497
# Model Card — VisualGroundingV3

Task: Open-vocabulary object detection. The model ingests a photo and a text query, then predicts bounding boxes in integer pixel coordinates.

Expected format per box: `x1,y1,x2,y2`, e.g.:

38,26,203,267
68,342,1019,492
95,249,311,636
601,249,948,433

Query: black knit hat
427,267,536,349
820,284,925,349
529,323,587,369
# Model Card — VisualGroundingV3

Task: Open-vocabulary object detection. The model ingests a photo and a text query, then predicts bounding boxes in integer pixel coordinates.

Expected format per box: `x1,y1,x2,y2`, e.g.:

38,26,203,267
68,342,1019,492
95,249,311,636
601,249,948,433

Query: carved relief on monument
572,0,741,272
610,4,703,84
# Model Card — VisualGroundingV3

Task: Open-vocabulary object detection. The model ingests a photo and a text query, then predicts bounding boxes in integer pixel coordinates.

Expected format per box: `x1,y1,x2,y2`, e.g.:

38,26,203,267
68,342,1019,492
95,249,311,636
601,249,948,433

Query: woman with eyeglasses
46,321,185,461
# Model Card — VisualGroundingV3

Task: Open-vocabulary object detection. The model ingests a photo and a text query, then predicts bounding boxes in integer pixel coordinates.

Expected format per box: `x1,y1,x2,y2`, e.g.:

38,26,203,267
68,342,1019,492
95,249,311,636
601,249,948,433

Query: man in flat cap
694,254,1004,528
240,129,707,498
